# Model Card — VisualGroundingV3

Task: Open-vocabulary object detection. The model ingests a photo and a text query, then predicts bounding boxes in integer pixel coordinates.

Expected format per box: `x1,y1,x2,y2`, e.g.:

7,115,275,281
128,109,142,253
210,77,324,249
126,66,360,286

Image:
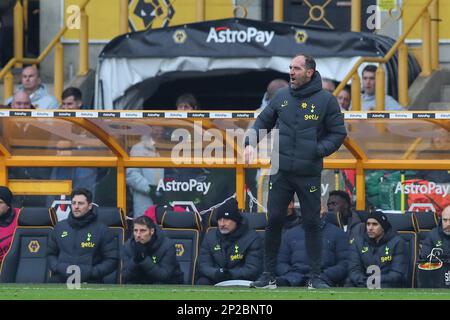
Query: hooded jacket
6,84,58,109
276,220,349,286
348,227,407,288
121,225,183,284
247,71,347,176
47,209,118,283
198,217,262,283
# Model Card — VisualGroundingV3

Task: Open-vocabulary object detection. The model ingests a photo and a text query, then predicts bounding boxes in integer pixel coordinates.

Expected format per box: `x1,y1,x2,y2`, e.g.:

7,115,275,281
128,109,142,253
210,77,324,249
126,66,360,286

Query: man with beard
0,186,19,263
47,188,118,283
196,198,263,285
245,54,347,289
346,211,407,288
420,206,450,259
122,215,183,284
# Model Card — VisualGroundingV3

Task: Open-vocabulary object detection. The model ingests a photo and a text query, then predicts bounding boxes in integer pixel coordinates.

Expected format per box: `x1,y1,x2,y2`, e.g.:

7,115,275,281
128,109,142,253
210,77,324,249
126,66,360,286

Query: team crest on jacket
81,232,95,248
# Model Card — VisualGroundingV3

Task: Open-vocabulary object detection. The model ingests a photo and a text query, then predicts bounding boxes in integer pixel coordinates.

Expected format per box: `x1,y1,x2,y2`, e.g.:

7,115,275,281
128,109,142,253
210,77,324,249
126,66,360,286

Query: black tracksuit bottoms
265,170,322,276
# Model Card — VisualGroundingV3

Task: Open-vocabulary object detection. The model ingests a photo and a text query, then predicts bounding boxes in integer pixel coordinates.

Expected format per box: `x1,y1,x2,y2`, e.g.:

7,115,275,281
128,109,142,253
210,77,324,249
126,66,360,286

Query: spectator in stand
259,79,289,111
9,91,34,109
350,65,402,111
327,190,365,244
276,211,349,287
6,66,58,109
322,78,336,93
122,215,184,284
196,198,263,285
47,188,118,283
346,210,407,288
61,87,85,110
126,127,165,218
176,93,198,111
337,87,351,111
0,186,19,263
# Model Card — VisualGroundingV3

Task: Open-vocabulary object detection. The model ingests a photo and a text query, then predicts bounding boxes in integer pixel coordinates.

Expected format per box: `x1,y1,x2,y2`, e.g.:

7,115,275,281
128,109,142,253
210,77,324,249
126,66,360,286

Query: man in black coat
47,188,118,283
122,215,183,284
246,54,347,289
420,205,450,260
347,211,407,288
196,198,263,285
327,190,365,244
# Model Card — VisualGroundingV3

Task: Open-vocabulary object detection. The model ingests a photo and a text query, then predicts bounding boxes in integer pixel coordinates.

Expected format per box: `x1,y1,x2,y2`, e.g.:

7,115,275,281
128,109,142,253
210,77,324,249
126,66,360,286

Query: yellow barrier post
430,0,440,70
398,43,409,106
14,0,24,68
400,171,405,213
274,0,284,22
117,160,127,213
120,0,129,34
79,10,89,76
355,162,365,211
23,0,28,31
351,0,361,32
196,0,205,22
421,11,432,76
351,73,361,111
4,72,14,103
236,166,246,210
0,160,7,186
375,66,385,111
54,42,64,105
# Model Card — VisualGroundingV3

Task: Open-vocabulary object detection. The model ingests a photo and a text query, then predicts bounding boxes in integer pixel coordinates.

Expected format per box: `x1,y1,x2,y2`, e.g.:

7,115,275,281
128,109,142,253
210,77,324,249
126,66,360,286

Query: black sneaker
249,272,277,289
308,276,330,289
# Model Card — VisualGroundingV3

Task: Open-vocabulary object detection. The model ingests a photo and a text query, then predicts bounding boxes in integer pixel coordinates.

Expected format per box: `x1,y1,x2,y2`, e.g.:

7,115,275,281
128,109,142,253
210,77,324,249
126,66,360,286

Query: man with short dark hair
246,53,347,289
61,87,84,110
196,198,263,285
351,64,402,111
122,215,183,284
327,190,364,244
47,188,118,283
346,211,407,288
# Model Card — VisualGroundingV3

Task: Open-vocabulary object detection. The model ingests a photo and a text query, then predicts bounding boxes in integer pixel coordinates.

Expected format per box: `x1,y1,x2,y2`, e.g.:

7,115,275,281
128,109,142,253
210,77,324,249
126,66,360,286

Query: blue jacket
276,220,349,286
348,228,407,288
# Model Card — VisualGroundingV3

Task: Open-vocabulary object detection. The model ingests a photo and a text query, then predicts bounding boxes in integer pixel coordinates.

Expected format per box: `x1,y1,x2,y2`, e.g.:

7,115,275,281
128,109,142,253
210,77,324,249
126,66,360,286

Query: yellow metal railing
1,0,93,104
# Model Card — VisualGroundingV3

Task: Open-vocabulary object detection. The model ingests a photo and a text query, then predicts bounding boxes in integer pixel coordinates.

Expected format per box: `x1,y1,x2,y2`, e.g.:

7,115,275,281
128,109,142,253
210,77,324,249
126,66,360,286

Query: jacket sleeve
91,227,119,279
380,238,407,288
317,96,347,158
126,167,151,194
322,229,349,285
246,100,278,146
419,231,435,260
347,241,367,287
197,236,221,282
275,234,307,286
121,243,140,283
228,235,263,281
138,240,180,283
47,227,70,279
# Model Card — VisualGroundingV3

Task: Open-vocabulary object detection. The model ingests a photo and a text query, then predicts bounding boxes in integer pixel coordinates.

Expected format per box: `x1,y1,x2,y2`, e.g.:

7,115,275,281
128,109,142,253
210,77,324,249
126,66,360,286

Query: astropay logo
206,26,274,47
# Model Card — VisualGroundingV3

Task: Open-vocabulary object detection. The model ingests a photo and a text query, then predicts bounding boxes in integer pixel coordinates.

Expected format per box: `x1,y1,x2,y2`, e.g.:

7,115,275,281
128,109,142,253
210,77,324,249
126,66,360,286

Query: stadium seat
0,207,57,283
161,210,200,285
208,210,267,229
398,231,418,288
384,212,418,232
323,212,342,228
412,211,438,242
96,207,125,284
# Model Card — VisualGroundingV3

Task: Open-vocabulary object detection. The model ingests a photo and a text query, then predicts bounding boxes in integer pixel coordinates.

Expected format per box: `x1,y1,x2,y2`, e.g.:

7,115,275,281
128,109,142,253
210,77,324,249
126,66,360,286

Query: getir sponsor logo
206,26,274,47
157,179,211,195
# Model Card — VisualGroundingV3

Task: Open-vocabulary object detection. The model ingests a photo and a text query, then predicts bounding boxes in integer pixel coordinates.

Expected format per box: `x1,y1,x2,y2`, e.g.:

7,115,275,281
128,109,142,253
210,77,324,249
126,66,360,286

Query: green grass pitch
1,284,450,300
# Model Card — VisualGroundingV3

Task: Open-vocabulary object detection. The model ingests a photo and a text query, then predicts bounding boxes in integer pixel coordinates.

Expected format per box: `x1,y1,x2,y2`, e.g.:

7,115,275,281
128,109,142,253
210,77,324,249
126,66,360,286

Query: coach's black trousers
265,170,322,276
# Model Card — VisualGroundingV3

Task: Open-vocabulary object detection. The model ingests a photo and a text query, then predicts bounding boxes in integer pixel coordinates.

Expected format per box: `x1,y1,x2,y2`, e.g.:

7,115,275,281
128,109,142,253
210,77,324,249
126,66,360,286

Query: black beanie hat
216,198,242,224
367,210,391,231
0,186,13,207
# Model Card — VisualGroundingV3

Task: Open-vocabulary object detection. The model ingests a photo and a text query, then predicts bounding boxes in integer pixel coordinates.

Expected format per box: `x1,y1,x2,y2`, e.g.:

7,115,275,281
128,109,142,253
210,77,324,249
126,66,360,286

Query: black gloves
133,242,147,263
149,185,164,205
215,268,231,282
